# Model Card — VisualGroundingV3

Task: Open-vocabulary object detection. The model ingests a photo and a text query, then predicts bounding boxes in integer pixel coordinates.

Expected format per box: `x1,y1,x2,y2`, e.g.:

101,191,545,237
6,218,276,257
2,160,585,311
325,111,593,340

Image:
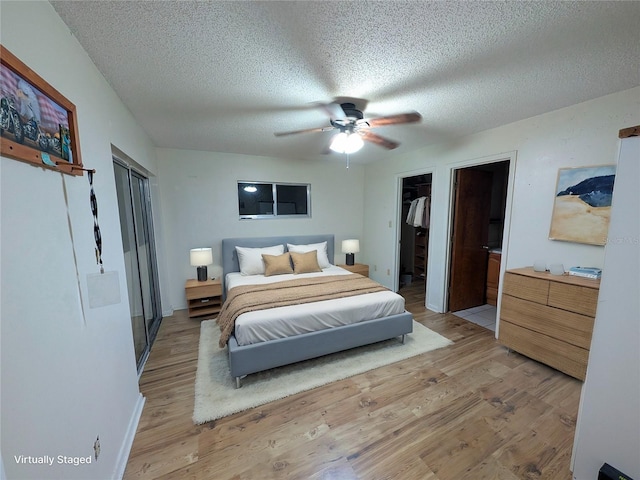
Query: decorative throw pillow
262,253,293,276
235,244,284,275
290,250,322,274
287,241,331,268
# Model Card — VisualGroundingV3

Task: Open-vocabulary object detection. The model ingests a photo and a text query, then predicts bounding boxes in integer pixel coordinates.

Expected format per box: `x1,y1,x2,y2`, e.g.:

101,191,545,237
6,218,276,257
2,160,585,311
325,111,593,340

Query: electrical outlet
386,269,390,275
374,265,377,271
93,436,100,460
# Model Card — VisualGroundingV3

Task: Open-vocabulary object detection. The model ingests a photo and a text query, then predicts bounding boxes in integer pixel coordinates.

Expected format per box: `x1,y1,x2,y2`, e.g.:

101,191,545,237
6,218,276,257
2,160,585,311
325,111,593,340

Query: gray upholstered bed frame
220,234,414,388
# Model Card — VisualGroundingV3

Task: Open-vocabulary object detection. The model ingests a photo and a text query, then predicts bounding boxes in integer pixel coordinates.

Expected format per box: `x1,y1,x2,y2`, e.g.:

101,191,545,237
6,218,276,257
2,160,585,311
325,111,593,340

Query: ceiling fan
274,101,422,154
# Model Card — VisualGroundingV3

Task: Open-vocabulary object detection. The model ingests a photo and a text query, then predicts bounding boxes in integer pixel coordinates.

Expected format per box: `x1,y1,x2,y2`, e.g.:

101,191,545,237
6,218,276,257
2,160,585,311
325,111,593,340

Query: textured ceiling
50,1,640,164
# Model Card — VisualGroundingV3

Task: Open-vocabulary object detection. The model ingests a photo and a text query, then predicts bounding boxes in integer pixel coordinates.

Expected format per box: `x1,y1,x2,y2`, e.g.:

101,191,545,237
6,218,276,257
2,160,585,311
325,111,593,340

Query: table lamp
341,239,360,266
190,247,213,281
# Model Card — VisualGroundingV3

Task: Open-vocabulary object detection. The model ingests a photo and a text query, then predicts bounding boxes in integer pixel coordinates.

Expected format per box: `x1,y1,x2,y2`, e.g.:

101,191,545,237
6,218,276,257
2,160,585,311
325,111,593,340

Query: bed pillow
290,250,322,274
287,241,331,268
235,244,284,275
262,253,294,276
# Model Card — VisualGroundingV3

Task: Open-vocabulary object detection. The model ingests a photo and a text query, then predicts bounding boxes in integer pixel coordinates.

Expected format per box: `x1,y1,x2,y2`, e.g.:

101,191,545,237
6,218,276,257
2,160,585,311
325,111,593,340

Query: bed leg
401,334,406,344
235,377,242,389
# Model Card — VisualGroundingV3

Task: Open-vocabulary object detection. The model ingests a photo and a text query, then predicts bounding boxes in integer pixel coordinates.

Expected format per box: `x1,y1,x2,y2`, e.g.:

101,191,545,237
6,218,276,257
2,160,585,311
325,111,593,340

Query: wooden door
448,168,493,312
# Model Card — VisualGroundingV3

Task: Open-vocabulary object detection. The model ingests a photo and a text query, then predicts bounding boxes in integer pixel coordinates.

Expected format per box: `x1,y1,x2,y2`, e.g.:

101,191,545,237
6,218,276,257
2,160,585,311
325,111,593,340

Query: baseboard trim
113,393,145,479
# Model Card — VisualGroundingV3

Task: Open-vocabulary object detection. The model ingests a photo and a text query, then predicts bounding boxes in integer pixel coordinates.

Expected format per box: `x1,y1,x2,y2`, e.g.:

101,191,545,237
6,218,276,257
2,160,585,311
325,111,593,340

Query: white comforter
225,265,405,346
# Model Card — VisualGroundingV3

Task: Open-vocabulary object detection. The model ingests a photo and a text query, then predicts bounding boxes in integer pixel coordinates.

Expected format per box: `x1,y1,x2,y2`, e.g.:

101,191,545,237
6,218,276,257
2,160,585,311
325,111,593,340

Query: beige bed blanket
217,274,389,347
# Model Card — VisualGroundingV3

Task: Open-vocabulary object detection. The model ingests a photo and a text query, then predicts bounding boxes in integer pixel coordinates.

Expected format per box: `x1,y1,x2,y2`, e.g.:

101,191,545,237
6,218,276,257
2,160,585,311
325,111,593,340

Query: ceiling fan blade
366,111,422,128
318,102,347,121
361,131,399,150
274,126,335,137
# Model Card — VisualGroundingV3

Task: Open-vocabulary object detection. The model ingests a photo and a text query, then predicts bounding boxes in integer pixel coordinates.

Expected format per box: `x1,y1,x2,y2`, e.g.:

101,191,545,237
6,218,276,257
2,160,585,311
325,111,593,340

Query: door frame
443,152,517,317
393,167,436,296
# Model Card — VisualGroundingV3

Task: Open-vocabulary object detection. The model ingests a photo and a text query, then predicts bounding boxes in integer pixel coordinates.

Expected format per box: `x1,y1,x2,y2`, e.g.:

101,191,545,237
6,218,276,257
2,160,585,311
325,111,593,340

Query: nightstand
337,263,369,277
185,278,222,318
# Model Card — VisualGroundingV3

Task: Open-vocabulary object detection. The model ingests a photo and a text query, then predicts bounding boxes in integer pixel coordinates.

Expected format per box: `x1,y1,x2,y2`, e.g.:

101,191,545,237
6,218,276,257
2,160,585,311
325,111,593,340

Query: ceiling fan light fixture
329,132,364,154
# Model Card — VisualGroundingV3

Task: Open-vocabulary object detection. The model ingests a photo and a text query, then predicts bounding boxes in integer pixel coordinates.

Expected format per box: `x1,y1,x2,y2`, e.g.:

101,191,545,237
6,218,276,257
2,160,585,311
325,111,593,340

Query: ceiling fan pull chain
346,153,350,169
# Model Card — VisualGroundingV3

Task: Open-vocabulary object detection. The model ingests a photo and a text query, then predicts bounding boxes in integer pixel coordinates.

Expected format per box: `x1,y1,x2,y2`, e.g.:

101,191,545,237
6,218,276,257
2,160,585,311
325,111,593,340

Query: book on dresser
568,266,602,279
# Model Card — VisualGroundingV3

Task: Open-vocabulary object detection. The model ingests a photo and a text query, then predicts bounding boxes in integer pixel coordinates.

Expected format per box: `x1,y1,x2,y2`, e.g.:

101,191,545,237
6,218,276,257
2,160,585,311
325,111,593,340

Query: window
238,181,310,219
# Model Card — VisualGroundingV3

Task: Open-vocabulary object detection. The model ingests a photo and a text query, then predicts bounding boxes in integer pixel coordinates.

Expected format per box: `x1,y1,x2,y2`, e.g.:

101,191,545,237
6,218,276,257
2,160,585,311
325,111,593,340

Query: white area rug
193,319,452,424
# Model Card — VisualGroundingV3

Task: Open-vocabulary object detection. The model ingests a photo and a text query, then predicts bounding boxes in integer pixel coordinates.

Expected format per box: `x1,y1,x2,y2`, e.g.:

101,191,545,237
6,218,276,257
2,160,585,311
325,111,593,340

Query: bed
220,234,414,388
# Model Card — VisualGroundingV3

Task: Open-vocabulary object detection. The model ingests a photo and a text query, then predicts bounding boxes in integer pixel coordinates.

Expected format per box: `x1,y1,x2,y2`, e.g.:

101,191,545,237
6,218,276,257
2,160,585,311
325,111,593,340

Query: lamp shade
190,248,213,266
341,239,360,254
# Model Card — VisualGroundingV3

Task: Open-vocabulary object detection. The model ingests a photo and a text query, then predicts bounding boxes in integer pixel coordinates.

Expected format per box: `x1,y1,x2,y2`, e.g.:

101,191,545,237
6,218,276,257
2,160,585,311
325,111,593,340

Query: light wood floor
124,280,582,479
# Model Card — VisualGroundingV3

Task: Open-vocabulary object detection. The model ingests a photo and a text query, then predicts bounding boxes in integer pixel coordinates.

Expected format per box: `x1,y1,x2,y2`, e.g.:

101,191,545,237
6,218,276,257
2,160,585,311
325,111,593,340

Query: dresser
498,267,600,380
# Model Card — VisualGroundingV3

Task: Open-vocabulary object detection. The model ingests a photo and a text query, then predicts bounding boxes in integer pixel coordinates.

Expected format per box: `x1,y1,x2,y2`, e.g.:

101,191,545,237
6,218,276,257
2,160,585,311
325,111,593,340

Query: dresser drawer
548,282,599,317
499,321,589,380
501,294,595,349
186,282,222,300
502,272,549,304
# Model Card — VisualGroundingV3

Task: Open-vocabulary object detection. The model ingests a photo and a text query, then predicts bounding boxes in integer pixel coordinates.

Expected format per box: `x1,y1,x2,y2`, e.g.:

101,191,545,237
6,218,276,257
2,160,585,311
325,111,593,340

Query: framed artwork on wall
549,165,616,246
0,45,83,175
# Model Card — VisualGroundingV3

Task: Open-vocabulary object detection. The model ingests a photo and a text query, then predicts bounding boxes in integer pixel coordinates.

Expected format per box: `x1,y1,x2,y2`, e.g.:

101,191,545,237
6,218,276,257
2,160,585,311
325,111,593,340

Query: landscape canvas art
549,165,616,245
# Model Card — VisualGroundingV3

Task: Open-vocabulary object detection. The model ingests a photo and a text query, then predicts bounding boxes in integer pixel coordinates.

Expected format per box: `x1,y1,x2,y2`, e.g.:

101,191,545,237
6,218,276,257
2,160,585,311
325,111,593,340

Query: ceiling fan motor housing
331,103,365,132
340,102,364,120
274,99,420,150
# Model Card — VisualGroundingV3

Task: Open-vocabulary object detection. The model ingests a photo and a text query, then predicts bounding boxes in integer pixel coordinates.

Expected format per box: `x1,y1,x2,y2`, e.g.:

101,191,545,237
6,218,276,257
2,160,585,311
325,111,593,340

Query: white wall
571,136,640,480
363,87,640,313
1,2,161,479
155,149,365,311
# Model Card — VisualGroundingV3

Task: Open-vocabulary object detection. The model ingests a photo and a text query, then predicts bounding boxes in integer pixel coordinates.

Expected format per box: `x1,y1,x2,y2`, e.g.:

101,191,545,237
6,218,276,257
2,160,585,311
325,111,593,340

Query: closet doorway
113,158,162,373
398,173,432,304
